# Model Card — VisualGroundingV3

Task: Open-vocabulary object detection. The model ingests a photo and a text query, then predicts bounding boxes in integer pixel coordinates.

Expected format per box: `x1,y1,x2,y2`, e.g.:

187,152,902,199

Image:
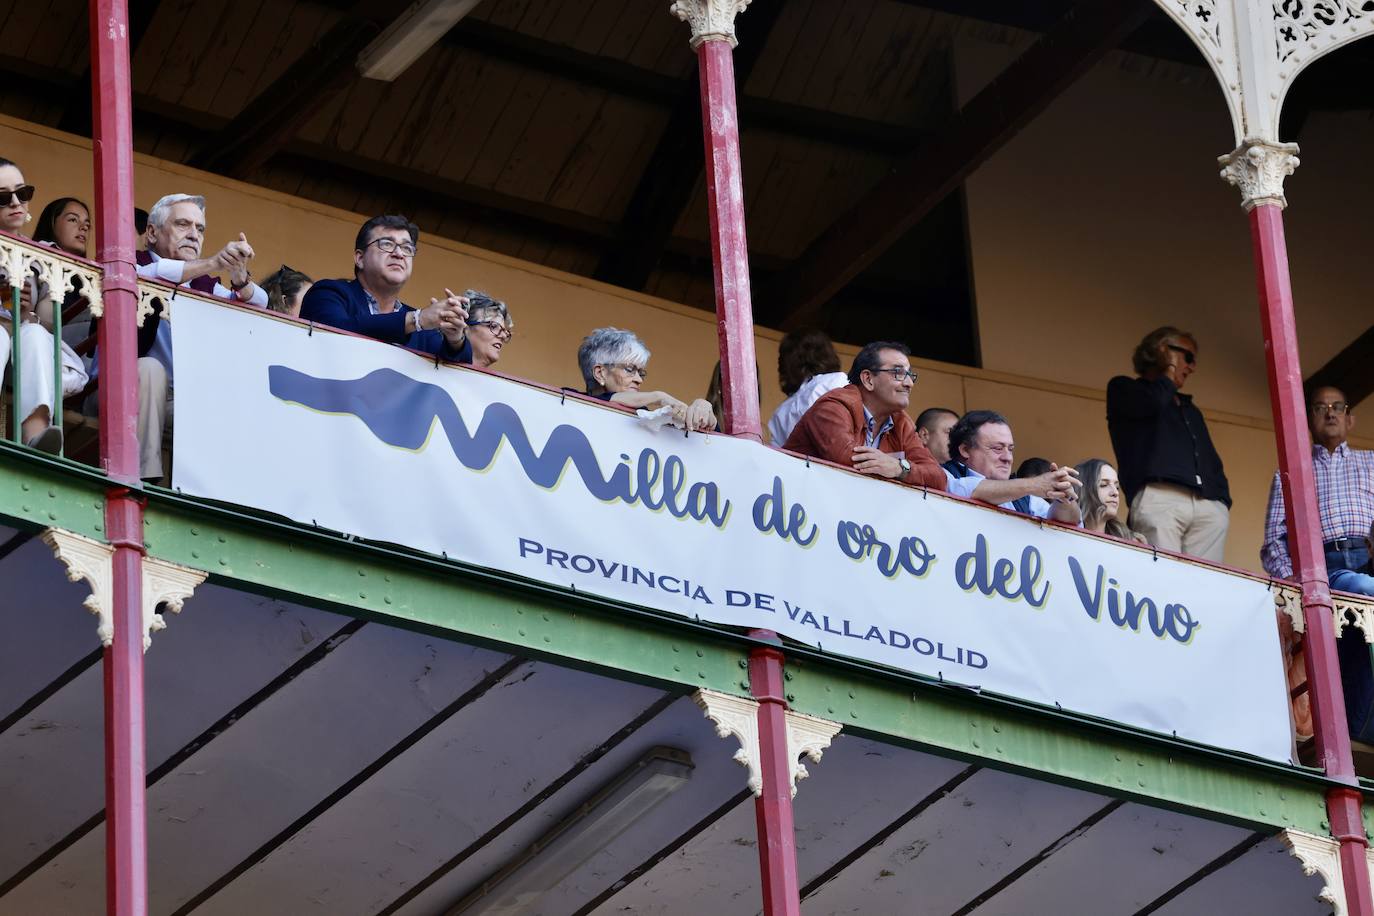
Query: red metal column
747,647,801,915
697,38,763,443
90,1,148,914
1249,203,1374,915
690,23,799,915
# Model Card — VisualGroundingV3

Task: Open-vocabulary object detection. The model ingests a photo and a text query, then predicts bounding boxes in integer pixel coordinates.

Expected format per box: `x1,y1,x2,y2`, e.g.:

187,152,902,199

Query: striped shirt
1261,441,1374,579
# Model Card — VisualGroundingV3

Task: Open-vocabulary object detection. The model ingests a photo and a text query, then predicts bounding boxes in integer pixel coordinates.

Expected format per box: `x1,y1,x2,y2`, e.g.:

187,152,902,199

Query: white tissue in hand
636,406,682,431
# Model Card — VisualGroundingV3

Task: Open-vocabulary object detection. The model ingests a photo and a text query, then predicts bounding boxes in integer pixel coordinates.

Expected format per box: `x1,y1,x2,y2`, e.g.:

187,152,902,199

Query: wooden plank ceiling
0,0,1367,375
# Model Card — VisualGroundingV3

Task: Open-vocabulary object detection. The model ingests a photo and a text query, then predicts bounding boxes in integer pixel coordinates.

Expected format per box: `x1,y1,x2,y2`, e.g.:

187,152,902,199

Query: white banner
173,297,1293,762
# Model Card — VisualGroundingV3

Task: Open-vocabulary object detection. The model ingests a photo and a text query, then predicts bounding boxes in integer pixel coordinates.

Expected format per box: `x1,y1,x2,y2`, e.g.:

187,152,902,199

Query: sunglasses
1167,344,1196,366
0,185,35,207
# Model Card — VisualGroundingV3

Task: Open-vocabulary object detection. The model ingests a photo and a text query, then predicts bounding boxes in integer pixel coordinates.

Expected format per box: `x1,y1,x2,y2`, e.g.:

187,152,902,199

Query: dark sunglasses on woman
0,185,35,207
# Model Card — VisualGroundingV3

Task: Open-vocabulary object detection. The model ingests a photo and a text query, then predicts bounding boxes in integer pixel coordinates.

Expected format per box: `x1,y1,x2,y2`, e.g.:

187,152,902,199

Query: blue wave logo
268,366,731,527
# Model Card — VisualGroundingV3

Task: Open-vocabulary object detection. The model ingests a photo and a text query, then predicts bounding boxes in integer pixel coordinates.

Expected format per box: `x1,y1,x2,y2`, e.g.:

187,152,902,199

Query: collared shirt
1106,375,1231,508
1261,440,1374,579
768,371,849,445
862,406,894,449
944,465,1053,520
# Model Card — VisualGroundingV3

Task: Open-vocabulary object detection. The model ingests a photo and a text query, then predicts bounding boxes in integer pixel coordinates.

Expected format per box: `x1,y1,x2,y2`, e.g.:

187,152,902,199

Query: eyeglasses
366,237,418,258
606,363,648,379
977,443,1015,456
1167,344,1197,366
1312,401,1349,416
0,185,36,207
870,366,917,382
466,319,512,341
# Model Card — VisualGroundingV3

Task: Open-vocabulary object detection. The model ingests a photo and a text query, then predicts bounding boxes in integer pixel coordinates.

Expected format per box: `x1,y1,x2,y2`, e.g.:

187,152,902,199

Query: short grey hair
578,327,650,390
147,193,206,228
465,289,513,331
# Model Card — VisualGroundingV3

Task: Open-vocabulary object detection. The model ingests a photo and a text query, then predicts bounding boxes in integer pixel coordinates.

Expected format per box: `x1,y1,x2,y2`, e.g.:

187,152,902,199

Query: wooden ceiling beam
591,1,785,292
188,15,382,179
758,0,1155,331
1305,326,1374,409
57,0,164,137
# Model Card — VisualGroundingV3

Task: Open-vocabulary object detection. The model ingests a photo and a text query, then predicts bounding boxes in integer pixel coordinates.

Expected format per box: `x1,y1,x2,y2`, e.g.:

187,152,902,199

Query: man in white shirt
132,193,267,481
944,409,1081,523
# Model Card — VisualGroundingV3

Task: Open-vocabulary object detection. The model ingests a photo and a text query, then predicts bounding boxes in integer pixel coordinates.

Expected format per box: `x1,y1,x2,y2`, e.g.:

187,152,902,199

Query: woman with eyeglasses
462,290,513,369
0,158,69,453
576,327,715,432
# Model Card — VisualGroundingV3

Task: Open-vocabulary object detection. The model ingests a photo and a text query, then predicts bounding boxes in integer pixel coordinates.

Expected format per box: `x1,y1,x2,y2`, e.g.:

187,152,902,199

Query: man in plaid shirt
1261,385,1374,596
1262,385,1374,740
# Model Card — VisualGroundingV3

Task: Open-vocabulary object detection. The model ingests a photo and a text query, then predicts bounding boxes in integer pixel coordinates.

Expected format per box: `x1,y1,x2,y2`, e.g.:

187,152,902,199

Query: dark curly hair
948,409,1010,464
777,329,841,396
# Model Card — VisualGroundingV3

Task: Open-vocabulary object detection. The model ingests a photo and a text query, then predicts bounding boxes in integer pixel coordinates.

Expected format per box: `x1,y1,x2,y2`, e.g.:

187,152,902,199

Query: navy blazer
300,277,472,363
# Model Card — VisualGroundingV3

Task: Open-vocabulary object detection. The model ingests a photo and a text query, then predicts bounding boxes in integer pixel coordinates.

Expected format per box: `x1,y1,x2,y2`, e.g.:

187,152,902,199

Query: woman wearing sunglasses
1106,326,1231,563
0,157,68,453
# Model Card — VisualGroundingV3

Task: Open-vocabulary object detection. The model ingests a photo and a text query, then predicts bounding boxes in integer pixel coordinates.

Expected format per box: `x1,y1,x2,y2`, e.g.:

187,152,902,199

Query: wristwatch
897,457,912,480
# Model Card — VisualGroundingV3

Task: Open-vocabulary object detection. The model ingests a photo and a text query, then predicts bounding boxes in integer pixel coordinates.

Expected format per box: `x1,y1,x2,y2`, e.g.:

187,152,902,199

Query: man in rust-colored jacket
783,341,946,490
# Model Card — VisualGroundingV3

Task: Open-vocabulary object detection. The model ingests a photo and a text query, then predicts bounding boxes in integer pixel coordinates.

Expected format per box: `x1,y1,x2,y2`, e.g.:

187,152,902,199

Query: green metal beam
0,444,1361,836
784,654,1336,835
0,444,107,539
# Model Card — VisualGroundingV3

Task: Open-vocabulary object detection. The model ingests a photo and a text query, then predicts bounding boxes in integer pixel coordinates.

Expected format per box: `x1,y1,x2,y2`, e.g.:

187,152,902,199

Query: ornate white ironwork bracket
785,708,843,794
1219,139,1301,210
40,528,114,646
0,236,104,318
136,282,166,328
1280,828,1346,915
670,0,752,49
1154,0,1374,147
40,528,206,650
1274,582,1374,644
142,556,208,649
693,688,842,797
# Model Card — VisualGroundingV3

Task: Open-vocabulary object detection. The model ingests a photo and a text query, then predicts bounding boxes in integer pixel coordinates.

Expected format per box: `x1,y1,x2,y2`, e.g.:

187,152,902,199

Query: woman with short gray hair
462,289,513,369
577,327,715,432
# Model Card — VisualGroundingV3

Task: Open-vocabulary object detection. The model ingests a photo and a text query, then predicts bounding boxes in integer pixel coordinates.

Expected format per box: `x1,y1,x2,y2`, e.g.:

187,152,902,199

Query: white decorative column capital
1218,138,1300,211
41,528,207,650
693,688,841,797
670,0,752,49
1280,828,1346,915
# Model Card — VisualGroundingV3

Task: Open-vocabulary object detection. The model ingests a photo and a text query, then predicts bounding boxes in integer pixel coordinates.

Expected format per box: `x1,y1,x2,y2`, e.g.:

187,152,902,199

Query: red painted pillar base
1248,203,1372,914
748,643,802,916
697,38,763,442
104,494,147,916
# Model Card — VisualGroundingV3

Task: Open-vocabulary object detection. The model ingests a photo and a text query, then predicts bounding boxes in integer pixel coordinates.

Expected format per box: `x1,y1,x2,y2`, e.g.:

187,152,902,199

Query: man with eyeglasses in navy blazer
1107,326,1230,563
301,214,473,363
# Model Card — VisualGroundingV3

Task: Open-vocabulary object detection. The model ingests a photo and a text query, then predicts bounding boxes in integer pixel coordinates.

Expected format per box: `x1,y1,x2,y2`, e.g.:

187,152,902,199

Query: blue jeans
1328,545,1374,742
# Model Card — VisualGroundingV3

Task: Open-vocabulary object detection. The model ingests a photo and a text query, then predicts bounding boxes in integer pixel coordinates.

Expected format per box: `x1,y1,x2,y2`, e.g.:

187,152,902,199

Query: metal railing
0,231,104,454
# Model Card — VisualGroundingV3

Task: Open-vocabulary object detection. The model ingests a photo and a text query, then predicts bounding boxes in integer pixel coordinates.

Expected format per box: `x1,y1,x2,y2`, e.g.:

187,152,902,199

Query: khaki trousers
137,357,174,481
1129,482,1229,564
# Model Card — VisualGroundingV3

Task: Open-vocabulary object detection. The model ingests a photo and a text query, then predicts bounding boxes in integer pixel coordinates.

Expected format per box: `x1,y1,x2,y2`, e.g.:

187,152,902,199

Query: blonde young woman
1075,458,1146,543
0,157,86,453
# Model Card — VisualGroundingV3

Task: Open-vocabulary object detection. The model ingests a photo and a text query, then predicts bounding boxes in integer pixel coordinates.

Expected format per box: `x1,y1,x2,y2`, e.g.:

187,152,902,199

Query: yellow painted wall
2,113,1367,574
